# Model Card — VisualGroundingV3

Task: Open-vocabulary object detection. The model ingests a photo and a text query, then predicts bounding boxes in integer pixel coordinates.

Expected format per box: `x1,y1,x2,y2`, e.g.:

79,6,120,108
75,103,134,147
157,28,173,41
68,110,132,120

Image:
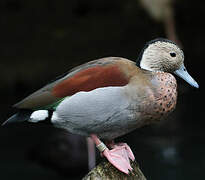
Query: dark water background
0,0,204,179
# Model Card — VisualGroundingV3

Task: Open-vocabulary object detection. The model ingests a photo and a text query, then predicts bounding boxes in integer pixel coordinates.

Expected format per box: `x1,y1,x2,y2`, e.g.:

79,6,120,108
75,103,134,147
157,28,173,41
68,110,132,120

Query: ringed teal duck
3,38,199,174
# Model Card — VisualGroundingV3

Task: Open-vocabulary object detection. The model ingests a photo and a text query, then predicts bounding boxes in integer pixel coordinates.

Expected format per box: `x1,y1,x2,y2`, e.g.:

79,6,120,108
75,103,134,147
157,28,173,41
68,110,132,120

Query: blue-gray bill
174,64,199,88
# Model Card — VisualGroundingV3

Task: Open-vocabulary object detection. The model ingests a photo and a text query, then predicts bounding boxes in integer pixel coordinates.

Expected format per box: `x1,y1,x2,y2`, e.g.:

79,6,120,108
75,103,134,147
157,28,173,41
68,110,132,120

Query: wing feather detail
52,64,128,97
14,57,133,109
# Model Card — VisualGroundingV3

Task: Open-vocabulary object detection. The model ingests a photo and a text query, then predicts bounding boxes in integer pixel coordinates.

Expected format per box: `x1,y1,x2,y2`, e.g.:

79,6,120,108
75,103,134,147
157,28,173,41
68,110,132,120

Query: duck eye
170,52,176,57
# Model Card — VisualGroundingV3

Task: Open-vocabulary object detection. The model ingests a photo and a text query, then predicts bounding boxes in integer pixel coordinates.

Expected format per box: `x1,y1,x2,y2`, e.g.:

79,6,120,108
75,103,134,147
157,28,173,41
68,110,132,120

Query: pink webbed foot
90,134,135,174
111,142,135,162
103,144,135,174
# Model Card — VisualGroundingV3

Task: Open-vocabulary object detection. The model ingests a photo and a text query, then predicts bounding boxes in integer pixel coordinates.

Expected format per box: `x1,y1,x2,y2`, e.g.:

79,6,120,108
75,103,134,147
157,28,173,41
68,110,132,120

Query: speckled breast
143,72,177,124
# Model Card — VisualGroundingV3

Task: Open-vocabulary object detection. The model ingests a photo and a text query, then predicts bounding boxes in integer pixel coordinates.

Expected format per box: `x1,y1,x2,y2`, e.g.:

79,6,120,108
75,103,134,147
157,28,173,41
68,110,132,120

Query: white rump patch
29,110,49,123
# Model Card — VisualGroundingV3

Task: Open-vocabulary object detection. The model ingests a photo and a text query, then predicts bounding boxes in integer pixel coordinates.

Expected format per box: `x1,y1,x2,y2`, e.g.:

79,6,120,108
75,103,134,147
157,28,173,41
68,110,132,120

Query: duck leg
87,137,96,170
90,134,135,174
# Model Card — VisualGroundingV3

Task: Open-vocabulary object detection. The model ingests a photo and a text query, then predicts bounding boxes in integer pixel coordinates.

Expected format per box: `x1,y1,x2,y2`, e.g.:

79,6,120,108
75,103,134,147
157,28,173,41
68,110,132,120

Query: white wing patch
29,110,49,123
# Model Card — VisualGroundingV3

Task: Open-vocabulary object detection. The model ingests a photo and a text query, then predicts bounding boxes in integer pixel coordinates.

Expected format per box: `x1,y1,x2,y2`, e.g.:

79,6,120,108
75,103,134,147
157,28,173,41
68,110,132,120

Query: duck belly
51,86,140,140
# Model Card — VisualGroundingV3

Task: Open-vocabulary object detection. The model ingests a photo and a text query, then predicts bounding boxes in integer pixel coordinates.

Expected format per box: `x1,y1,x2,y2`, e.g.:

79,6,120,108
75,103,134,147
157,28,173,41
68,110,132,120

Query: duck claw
102,144,135,174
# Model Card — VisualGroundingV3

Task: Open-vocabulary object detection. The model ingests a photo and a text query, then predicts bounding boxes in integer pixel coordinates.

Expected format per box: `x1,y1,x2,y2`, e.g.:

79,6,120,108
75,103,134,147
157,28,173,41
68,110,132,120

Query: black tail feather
2,109,33,126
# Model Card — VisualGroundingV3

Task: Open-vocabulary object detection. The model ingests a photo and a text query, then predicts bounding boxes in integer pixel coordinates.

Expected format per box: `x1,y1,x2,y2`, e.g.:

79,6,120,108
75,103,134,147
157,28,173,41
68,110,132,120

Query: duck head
138,38,199,88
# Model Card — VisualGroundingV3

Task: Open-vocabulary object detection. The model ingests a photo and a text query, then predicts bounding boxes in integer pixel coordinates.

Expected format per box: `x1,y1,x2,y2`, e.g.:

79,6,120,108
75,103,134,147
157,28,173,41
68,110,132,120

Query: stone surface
83,160,146,180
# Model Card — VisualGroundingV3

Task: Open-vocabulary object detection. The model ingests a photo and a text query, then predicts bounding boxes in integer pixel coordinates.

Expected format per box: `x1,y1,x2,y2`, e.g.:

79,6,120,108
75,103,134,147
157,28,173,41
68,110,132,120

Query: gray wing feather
13,57,121,109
